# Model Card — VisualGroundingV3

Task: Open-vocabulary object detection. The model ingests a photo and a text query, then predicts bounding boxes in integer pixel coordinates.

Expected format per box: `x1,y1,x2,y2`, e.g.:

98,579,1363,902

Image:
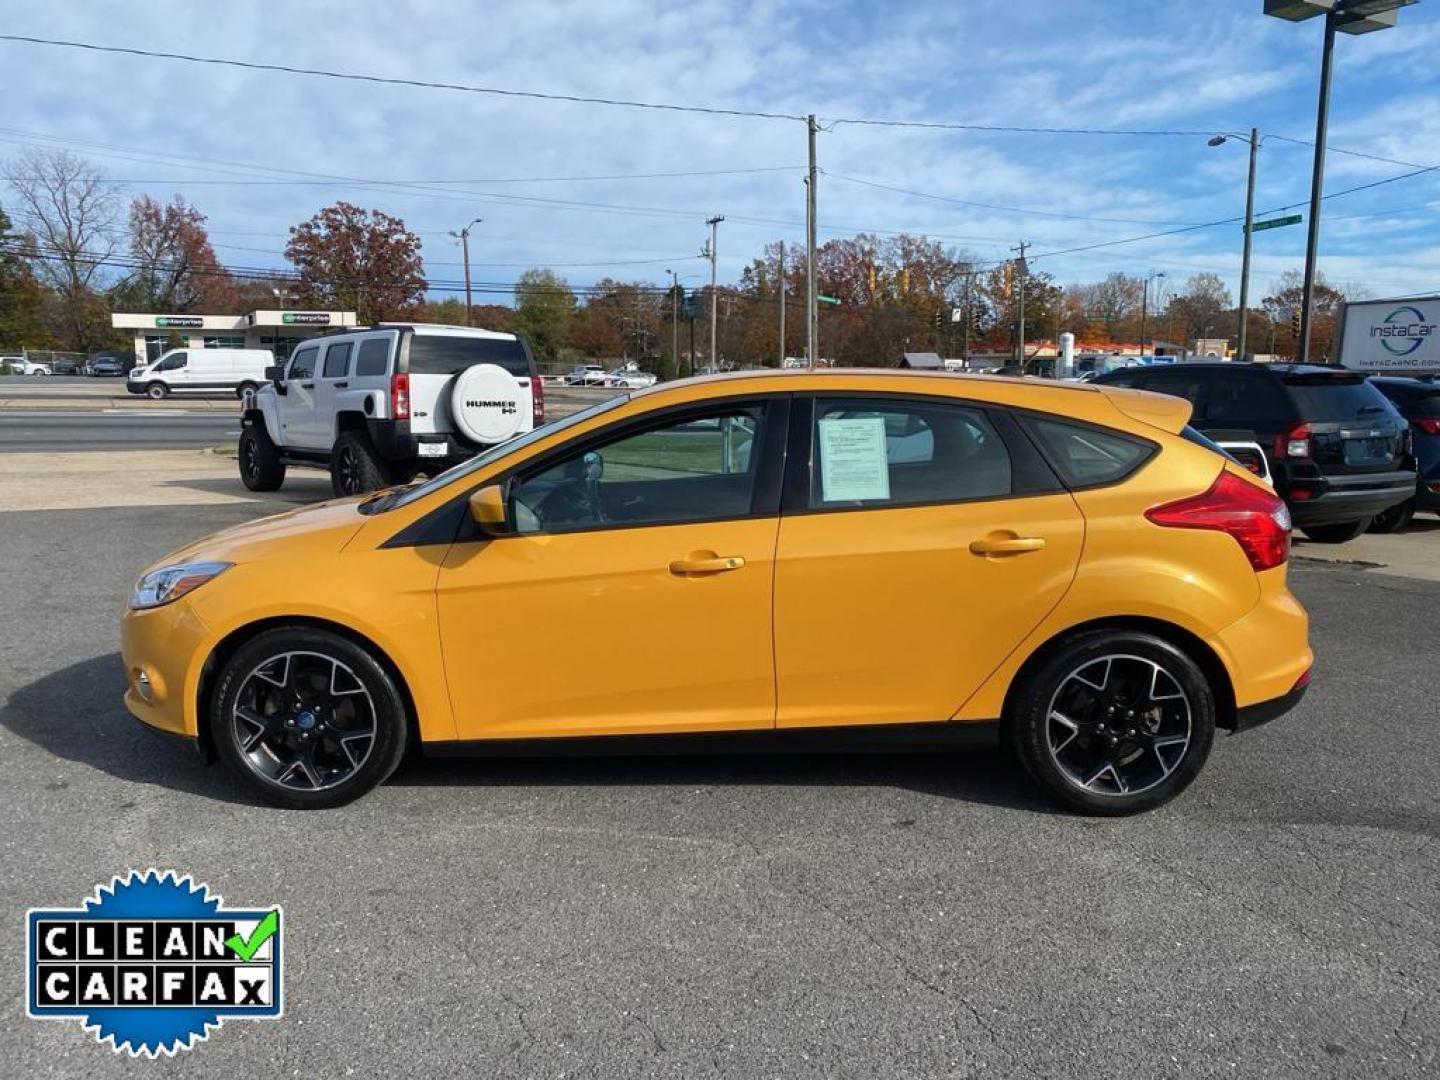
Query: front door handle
969,536,1046,556
669,554,746,575
334,380,348,389
299,381,314,389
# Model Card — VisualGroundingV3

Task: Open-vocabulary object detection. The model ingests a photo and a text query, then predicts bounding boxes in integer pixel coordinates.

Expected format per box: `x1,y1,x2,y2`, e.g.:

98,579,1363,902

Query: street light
1264,0,1419,362
448,217,482,326
1140,271,1165,359
1209,130,1262,359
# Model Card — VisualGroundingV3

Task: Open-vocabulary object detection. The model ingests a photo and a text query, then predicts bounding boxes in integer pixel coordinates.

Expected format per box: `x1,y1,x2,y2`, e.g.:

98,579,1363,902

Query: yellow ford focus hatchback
122,370,1311,814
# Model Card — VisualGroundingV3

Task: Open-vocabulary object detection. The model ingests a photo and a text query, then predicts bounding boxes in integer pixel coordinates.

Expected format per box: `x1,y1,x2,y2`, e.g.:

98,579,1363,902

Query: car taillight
1413,417,1439,436
1146,470,1291,573
1273,422,1311,460
532,375,545,425
391,372,410,420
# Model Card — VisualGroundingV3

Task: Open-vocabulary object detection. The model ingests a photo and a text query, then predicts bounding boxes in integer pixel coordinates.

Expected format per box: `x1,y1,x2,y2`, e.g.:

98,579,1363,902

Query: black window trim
1014,407,1160,492
779,390,1063,517
383,393,791,547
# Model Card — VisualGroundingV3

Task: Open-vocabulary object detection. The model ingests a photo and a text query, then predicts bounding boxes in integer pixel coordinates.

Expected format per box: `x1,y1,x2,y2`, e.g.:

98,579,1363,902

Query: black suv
1093,363,1414,543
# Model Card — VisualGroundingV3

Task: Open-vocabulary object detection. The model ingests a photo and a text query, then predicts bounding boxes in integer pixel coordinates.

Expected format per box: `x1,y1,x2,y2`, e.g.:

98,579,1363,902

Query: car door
772,394,1085,729
312,340,354,443
435,397,787,740
278,344,322,448
157,350,188,389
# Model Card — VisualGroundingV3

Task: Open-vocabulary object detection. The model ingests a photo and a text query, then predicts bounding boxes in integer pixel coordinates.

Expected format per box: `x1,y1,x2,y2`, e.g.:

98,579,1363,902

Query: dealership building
112,309,359,364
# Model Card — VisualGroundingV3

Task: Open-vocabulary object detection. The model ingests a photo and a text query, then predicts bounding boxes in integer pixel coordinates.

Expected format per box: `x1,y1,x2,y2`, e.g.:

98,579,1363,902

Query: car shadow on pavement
3,654,1056,813
390,744,1058,814
1,653,256,805
157,477,333,506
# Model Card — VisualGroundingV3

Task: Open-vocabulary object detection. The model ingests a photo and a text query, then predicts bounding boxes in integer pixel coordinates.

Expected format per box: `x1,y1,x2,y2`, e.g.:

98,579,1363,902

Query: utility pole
777,239,785,367
806,114,819,368
448,217,482,326
1011,242,1029,367
704,215,724,371
1299,15,1337,364
1238,128,1259,360
962,274,972,365
668,269,679,378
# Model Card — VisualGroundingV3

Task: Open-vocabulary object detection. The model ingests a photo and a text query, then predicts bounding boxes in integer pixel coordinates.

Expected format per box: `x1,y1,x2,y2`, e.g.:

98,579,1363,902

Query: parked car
128,348,273,400
88,355,127,377
565,363,609,386
239,323,542,497
605,368,657,388
1369,376,1440,532
127,370,1311,813
1093,362,1413,543
49,358,83,376
4,357,51,375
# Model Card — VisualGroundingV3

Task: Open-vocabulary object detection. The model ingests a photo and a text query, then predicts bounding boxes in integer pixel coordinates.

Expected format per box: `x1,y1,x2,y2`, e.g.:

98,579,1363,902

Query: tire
1300,518,1370,544
1367,499,1414,534
211,627,409,809
146,381,168,400
330,430,395,497
238,425,286,492
236,381,258,400
1005,629,1217,816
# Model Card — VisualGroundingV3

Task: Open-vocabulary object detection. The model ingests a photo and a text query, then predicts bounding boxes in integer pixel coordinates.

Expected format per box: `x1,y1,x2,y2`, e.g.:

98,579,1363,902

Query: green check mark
225,909,279,962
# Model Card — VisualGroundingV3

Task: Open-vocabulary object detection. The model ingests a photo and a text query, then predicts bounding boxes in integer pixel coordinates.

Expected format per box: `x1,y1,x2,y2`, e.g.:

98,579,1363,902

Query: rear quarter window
355,338,392,377
1024,416,1155,488
407,335,532,377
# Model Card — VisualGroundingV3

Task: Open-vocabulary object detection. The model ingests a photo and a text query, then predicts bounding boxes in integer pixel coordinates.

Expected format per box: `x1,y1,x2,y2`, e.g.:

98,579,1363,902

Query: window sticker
818,416,890,502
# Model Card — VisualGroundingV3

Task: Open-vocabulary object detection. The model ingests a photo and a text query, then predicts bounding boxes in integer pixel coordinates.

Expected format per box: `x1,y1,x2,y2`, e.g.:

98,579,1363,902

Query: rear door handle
334,381,348,389
969,536,1046,556
669,554,746,575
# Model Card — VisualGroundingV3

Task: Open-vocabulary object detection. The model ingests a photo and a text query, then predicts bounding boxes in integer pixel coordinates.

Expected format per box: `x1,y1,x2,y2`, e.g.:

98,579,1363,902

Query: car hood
146,498,368,573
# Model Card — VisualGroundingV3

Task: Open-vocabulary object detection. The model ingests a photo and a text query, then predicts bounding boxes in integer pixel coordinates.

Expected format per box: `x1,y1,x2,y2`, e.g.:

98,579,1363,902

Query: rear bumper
366,419,481,468
1286,470,1416,526
1233,682,1308,732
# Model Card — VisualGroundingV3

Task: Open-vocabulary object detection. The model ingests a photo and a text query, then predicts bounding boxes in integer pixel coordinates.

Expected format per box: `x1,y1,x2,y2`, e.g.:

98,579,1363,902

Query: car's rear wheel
238,426,286,492
211,627,408,809
330,430,395,497
1300,518,1370,543
1006,630,1217,815
146,382,168,400
1367,499,1414,534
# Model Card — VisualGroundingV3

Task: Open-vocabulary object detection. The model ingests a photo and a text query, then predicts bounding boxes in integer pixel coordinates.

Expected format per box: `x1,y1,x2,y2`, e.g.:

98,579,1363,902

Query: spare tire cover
449,363,524,444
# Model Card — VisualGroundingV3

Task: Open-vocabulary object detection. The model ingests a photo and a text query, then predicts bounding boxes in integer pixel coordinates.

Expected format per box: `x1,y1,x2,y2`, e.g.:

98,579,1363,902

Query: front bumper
120,598,212,739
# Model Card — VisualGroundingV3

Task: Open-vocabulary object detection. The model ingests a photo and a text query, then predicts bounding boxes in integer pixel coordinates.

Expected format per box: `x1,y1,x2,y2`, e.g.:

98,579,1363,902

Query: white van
127,348,274,399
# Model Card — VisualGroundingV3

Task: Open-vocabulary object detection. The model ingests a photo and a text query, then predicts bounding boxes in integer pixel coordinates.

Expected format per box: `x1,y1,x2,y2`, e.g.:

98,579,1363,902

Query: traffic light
1290,307,1302,338
971,306,984,333
934,309,944,330
867,265,877,294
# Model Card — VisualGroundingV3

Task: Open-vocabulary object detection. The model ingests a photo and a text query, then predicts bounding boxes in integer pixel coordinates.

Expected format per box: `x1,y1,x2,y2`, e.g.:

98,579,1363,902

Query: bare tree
5,148,119,349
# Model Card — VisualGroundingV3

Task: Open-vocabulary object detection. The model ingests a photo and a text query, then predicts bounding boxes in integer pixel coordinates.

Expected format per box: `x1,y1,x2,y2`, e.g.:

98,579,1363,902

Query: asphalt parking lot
1,485,1437,1078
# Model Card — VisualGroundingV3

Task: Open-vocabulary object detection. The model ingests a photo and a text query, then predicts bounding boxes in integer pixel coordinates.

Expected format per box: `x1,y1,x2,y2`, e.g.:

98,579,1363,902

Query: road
0,488,1435,1078
0,410,240,450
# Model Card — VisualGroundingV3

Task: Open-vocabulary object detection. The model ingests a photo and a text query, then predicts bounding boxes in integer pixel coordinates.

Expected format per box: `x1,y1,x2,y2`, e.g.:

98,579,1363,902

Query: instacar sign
1339,298,1440,370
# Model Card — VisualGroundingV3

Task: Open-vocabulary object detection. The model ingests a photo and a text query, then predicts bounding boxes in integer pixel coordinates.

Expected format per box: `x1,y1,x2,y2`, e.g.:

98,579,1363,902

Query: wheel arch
1000,616,1238,732
195,615,421,761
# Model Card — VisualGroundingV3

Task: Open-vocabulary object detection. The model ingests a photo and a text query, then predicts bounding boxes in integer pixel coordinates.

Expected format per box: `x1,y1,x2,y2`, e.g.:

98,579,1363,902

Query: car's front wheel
1300,518,1370,543
211,627,409,809
238,426,286,491
1006,630,1217,815
146,382,168,400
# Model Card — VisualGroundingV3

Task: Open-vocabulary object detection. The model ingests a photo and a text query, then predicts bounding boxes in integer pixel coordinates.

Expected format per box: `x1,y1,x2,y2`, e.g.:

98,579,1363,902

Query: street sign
1247,214,1302,233
817,294,842,305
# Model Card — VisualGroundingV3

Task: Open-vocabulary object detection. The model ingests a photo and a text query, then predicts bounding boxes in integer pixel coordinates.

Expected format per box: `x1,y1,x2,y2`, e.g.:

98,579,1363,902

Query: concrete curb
0,396,242,411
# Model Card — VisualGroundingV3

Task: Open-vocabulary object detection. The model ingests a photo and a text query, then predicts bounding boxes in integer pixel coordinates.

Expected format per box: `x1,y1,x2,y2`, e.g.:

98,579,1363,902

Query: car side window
1141,372,1206,406
159,352,187,371
1100,370,1142,388
511,406,765,534
288,347,318,380
809,397,1012,509
355,338,391,377
322,342,353,379
1025,417,1154,488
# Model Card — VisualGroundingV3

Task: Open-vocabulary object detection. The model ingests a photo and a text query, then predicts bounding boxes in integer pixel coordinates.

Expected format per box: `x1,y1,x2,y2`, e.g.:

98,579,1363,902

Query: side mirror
468,484,511,536
264,364,283,382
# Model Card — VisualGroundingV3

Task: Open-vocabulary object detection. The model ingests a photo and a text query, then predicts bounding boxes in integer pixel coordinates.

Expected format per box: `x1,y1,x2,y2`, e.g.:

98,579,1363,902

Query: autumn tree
511,268,576,364
4,148,120,350
114,195,238,313
1262,269,1348,360
0,203,51,348
1168,272,1233,342
285,202,425,323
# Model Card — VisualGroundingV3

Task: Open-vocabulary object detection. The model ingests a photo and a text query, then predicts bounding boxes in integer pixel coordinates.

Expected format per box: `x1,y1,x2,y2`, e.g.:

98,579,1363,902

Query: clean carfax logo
26,870,283,1057
1371,305,1436,357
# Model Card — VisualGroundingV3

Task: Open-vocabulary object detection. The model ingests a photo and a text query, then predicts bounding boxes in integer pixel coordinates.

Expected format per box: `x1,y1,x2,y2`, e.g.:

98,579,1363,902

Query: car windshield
359,393,631,514
1282,373,1398,422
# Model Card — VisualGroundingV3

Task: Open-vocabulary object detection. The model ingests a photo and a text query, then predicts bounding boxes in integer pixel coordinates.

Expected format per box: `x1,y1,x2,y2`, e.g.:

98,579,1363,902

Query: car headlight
130,561,232,610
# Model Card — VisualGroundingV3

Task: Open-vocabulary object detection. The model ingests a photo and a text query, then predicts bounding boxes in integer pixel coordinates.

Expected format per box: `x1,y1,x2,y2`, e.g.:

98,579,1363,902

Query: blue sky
3,0,1438,307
